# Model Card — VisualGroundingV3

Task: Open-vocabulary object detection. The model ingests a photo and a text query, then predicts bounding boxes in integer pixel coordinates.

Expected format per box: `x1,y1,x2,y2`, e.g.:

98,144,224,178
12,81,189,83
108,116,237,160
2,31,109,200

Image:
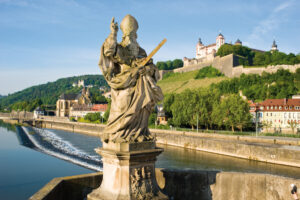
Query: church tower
271,40,278,52
216,33,225,50
196,38,204,59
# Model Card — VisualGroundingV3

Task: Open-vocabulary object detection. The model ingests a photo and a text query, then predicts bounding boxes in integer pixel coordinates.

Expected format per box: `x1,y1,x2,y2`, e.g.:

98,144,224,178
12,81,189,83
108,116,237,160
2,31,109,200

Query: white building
33,107,44,119
252,97,300,133
196,33,225,59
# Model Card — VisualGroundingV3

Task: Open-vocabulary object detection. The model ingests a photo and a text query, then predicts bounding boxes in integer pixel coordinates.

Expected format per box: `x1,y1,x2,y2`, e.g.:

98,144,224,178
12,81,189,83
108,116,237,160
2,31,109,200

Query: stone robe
99,39,163,143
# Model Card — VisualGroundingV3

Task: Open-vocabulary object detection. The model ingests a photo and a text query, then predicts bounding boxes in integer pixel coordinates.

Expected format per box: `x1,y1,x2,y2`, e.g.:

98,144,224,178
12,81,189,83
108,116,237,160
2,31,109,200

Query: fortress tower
196,33,225,59
271,40,278,52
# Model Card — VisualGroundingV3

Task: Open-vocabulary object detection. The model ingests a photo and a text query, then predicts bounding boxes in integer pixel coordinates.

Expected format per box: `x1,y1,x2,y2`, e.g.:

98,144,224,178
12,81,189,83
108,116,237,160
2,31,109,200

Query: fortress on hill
169,33,299,78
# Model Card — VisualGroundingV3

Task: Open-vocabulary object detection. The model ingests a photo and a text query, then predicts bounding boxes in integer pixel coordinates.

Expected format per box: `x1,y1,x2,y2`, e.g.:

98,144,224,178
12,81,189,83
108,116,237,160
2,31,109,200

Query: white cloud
248,0,294,49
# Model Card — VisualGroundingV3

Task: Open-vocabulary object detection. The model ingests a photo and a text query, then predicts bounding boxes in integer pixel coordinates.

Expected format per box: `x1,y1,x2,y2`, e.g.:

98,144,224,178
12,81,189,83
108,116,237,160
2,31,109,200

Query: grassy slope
157,71,228,94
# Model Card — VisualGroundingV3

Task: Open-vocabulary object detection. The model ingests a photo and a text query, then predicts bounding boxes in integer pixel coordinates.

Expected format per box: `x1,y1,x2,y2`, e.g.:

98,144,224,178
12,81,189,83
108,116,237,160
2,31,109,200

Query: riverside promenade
1,113,300,168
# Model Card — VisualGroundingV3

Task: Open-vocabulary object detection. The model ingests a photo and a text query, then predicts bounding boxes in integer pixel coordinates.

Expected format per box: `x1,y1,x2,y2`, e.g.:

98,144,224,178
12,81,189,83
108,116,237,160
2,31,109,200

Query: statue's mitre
120,14,138,35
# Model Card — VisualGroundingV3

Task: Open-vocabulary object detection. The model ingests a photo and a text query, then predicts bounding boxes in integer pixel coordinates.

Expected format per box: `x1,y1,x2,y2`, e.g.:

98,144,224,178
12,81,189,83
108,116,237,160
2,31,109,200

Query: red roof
92,104,108,112
258,99,300,112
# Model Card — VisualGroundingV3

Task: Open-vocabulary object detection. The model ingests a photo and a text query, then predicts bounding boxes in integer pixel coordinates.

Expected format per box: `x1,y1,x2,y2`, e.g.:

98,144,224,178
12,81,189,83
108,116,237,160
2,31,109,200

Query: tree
262,120,272,133
172,59,183,69
103,99,111,122
214,94,251,132
156,62,168,70
194,66,223,79
288,120,299,134
163,93,175,118
171,90,198,129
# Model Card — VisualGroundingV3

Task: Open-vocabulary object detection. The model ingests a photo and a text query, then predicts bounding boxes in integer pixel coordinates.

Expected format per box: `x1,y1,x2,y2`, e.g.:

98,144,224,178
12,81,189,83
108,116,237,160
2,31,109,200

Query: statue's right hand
110,17,118,34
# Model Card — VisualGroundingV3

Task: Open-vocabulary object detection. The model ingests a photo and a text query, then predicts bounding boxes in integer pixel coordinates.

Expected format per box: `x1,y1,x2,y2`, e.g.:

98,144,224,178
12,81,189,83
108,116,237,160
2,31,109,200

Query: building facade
56,88,91,117
196,33,225,59
249,96,300,133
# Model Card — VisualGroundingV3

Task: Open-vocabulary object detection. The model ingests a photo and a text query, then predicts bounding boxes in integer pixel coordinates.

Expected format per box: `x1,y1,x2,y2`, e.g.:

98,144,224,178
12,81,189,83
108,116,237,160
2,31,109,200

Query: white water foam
21,126,102,171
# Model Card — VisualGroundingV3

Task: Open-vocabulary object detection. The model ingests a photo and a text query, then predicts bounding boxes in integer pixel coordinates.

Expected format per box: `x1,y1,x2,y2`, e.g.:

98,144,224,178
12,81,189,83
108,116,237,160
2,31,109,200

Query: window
267,106,269,110
279,106,282,110
275,106,277,109
285,106,288,110
271,113,272,116
290,106,293,110
266,113,268,116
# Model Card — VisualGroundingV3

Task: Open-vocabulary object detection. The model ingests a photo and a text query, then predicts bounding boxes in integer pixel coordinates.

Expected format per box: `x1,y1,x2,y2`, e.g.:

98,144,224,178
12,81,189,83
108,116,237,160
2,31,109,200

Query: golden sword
139,38,167,67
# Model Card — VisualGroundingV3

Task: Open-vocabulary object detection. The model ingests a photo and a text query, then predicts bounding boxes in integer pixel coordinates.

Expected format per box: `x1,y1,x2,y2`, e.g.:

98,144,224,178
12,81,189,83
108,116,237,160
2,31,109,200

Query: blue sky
0,0,299,95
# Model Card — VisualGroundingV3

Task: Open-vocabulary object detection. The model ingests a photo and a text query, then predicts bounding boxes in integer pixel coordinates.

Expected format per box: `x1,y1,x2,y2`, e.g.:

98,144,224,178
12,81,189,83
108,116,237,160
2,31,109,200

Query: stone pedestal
87,141,168,200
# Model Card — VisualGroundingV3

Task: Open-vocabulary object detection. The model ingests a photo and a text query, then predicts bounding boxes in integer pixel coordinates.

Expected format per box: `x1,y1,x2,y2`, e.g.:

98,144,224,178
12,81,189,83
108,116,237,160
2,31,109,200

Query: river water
1,121,300,199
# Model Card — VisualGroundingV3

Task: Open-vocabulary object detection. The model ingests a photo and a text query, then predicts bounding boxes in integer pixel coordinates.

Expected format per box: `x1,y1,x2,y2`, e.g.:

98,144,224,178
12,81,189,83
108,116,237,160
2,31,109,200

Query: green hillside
157,67,228,94
0,74,108,110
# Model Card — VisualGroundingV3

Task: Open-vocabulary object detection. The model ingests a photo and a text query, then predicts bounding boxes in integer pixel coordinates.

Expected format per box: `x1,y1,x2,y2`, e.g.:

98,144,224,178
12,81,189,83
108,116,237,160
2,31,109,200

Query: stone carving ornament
99,15,163,143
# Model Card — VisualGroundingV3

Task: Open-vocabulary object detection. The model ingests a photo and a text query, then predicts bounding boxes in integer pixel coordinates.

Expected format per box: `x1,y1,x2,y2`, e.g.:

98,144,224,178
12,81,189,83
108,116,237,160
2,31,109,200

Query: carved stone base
87,142,168,200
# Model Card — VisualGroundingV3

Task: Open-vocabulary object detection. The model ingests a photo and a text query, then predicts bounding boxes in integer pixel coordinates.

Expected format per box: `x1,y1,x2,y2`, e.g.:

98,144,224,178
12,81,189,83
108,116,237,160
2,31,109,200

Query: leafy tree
172,59,183,68
262,120,272,133
148,112,157,125
103,99,111,122
155,59,184,70
194,66,223,79
171,90,198,128
163,93,175,119
156,62,168,70
84,112,102,122
213,94,251,132
288,121,299,134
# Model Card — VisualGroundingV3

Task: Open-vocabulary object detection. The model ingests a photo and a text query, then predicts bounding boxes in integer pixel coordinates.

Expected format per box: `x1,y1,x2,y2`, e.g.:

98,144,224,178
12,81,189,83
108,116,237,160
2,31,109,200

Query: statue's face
122,32,139,57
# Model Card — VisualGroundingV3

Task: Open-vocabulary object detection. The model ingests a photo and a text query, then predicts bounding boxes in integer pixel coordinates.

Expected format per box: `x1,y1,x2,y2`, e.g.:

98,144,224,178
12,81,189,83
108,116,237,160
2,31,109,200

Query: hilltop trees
163,69,299,131
156,59,183,70
216,44,300,66
210,69,298,102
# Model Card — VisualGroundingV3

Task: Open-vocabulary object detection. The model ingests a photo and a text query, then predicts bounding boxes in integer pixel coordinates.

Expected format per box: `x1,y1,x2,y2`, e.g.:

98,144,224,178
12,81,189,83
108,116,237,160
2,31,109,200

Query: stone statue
99,15,163,143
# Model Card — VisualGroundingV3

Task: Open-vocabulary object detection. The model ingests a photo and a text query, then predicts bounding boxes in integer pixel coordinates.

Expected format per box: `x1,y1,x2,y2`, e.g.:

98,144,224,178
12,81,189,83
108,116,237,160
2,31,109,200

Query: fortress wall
212,54,235,77
173,54,300,79
173,60,213,73
232,64,300,77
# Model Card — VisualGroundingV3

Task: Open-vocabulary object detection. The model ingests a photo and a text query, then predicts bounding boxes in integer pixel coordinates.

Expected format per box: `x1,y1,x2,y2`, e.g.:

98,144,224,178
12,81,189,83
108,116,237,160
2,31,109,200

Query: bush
194,66,223,79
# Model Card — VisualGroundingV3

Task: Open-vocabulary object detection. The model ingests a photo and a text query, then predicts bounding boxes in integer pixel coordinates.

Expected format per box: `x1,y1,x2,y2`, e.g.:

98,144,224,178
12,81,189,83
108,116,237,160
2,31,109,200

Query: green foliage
148,112,157,125
210,69,298,101
156,59,183,70
0,75,108,111
167,88,251,131
84,112,103,123
10,98,43,112
89,87,108,104
103,99,111,122
216,44,300,66
212,94,251,132
216,44,254,65
194,66,224,79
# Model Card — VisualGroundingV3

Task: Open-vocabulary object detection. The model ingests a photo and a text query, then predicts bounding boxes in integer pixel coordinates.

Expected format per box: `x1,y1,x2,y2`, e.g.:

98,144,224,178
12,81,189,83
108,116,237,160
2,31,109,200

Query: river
1,120,300,199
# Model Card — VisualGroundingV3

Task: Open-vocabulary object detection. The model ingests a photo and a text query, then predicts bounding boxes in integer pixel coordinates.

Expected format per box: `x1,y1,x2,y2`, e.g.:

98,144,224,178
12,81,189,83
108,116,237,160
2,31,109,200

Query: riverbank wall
3,117,300,168
35,119,104,137
30,169,300,200
152,129,300,168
